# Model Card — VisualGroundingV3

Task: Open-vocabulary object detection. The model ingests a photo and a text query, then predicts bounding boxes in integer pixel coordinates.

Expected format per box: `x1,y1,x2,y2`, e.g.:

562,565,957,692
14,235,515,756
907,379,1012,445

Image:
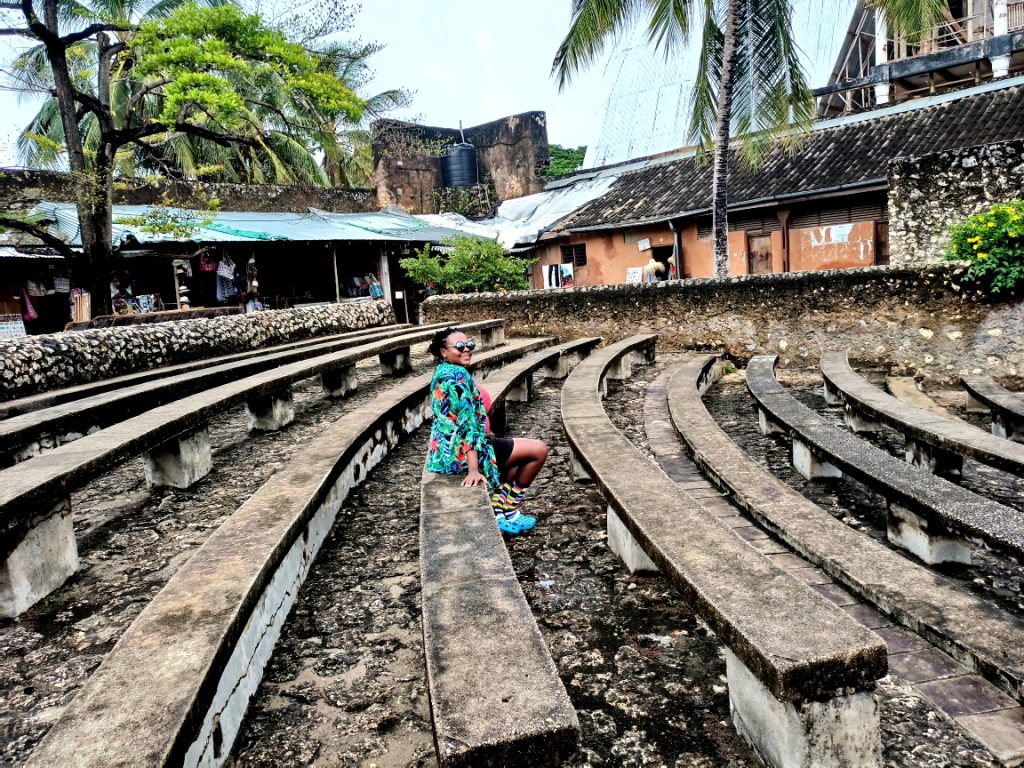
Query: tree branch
0,26,30,35
124,78,172,114
0,215,78,259
61,22,129,46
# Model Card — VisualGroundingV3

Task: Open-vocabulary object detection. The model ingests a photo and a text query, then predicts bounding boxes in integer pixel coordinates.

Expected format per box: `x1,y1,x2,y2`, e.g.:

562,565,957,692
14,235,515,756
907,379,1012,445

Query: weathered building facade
371,112,550,215
526,79,1024,288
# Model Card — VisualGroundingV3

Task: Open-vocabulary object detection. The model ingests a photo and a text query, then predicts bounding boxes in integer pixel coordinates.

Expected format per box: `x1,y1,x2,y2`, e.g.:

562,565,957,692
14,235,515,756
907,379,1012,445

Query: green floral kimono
426,361,500,489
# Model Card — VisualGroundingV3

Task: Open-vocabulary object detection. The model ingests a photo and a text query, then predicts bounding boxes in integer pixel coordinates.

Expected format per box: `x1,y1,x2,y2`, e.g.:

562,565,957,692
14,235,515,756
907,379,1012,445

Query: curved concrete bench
0,322,414,420
563,338,886,768
885,376,960,421
0,320,503,465
417,338,598,766
748,356,1024,565
962,375,1024,443
421,471,580,767
0,323,528,618
668,355,1024,712
821,352,1024,477
23,341,544,768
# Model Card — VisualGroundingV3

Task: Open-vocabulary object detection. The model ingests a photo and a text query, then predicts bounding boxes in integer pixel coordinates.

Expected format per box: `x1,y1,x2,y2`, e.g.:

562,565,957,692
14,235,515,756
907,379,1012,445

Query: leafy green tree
553,0,945,278
548,144,587,176
400,237,534,294
0,0,361,313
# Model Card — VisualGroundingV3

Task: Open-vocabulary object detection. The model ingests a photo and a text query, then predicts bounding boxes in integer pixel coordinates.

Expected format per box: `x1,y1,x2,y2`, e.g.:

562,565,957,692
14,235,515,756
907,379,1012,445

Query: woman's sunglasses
450,340,476,352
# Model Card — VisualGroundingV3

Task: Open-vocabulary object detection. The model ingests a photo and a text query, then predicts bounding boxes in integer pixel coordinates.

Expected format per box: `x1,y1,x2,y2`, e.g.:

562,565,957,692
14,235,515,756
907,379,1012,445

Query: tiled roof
562,81,1024,231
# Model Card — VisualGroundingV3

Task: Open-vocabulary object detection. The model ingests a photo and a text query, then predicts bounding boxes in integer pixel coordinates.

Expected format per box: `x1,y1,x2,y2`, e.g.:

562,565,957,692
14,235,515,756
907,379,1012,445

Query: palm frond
552,0,646,90
868,0,947,43
646,0,695,51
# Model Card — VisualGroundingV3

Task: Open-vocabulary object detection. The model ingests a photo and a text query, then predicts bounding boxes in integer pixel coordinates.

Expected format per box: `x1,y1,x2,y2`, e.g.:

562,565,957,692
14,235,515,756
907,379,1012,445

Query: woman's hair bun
428,326,460,360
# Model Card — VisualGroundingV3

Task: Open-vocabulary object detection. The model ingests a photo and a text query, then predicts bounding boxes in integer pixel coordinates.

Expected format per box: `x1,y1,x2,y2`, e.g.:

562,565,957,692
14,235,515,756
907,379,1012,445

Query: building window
623,231,641,243
561,243,587,267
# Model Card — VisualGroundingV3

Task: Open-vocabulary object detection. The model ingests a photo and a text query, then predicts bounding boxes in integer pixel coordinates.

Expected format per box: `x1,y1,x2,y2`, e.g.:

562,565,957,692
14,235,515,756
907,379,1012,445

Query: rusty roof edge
561,178,889,234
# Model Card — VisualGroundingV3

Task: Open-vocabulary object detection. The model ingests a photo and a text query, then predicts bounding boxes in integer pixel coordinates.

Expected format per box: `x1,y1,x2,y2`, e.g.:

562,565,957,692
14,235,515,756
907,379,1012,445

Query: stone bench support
726,650,881,768
379,346,412,376
606,506,658,574
757,408,786,436
544,351,581,379
480,325,505,348
792,439,843,480
904,436,963,476
843,404,881,434
965,390,989,413
992,412,1024,443
0,497,78,618
143,426,213,489
320,365,358,398
568,447,591,482
245,389,295,432
886,502,972,566
823,379,843,405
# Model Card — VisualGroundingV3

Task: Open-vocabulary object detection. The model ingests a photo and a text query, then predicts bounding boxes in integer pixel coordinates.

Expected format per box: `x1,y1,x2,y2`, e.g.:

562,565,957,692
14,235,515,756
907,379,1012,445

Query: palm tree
553,0,946,278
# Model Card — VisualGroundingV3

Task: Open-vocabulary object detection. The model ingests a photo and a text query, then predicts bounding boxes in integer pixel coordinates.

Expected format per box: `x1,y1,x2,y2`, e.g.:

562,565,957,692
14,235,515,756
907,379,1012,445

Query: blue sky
0,0,857,165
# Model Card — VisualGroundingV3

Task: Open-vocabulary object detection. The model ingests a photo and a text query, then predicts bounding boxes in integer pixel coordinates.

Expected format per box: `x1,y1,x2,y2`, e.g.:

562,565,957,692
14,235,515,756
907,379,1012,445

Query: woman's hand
462,470,485,487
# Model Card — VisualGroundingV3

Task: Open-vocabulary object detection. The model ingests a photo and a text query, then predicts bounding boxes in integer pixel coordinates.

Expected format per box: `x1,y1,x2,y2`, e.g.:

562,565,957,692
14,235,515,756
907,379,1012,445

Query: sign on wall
626,267,643,285
637,238,651,251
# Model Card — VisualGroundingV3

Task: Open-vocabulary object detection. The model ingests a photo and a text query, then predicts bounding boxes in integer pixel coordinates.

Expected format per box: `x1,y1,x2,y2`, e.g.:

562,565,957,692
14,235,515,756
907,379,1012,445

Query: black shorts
488,435,514,470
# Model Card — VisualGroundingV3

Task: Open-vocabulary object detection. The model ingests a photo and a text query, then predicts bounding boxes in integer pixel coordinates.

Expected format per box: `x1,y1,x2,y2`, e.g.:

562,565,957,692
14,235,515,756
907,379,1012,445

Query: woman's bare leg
503,438,548,487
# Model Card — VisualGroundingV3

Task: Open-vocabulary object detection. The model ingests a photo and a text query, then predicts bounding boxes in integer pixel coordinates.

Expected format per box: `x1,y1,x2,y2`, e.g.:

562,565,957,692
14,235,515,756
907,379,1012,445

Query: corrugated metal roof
0,246,64,259
34,202,472,248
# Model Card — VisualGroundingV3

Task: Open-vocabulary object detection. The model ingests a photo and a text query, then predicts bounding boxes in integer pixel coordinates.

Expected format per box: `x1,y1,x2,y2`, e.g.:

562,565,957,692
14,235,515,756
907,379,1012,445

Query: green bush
947,199,1024,295
400,236,534,294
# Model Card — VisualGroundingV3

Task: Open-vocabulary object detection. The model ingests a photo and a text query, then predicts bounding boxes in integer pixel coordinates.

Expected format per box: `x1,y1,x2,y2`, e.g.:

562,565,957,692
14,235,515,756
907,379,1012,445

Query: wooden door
747,235,773,275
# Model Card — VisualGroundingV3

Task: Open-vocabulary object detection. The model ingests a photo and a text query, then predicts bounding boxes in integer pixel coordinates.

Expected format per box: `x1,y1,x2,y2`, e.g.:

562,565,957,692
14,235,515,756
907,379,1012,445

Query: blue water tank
441,143,477,188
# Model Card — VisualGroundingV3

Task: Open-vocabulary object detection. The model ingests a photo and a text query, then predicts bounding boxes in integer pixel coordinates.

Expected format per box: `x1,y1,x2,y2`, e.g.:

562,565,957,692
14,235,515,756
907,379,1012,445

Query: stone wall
371,112,549,214
0,169,376,214
424,265,1024,386
888,139,1024,265
0,301,395,400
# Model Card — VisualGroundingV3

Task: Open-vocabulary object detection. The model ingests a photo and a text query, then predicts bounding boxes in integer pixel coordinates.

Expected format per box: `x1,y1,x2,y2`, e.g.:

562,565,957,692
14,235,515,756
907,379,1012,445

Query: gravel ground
2,347,1017,767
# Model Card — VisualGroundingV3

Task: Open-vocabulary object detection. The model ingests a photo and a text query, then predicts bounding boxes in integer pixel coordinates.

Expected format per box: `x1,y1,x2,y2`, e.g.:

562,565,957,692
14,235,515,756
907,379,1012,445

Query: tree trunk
711,0,741,279
40,0,115,316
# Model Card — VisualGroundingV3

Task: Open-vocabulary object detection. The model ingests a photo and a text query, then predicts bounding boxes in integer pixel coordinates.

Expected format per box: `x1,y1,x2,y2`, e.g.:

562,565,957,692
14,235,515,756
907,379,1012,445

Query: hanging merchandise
367,274,385,300
52,274,70,293
21,288,38,322
26,279,46,297
199,254,217,272
216,255,236,280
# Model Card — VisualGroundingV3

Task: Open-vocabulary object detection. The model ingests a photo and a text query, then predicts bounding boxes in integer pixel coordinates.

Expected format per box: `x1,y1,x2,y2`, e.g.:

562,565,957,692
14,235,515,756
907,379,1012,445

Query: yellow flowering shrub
947,199,1024,295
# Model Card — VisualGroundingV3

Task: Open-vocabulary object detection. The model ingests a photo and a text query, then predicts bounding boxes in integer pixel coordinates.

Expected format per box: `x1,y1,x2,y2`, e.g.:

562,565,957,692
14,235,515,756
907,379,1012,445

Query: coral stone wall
423,265,1024,386
0,301,395,400
888,139,1024,266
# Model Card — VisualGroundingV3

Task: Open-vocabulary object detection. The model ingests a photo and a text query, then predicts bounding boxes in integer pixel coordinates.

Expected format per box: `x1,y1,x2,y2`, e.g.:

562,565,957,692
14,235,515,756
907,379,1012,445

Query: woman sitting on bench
426,327,548,535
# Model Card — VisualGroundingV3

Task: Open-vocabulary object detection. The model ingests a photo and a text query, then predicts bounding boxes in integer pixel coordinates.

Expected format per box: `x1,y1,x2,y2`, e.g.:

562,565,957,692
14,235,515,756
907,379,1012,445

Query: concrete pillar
245,389,295,432
0,497,78,618
992,413,1024,443
874,11,891,104
843,405,881,434
965,391,989,414
480,325,505,349
886,501,972,565
757,408,786,436
568,448,591,482
993,0,1010,77
545,352,581,380
606,506,659,574
726,649,882,768
144,426,213,488
321,365,358,398
606,356,633,381
793,439,843,480
379,346,412,376
822,380,843,405
506,376,532,403
904,437,963,476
